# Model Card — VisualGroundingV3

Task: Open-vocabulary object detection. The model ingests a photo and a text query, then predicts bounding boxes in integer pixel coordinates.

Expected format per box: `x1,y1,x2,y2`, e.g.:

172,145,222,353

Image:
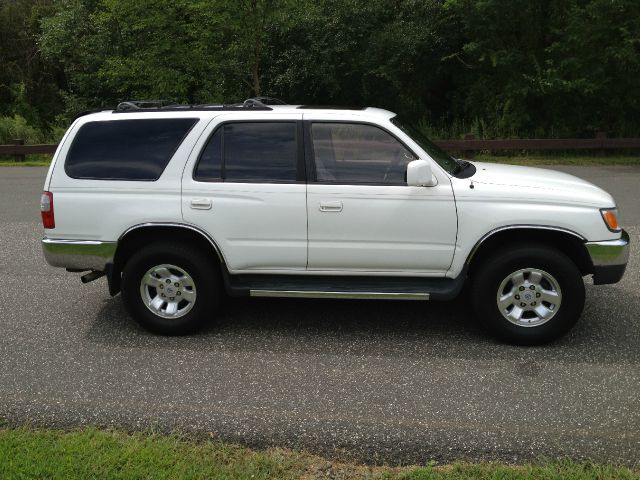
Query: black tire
471,244,585,345
121,242,220,335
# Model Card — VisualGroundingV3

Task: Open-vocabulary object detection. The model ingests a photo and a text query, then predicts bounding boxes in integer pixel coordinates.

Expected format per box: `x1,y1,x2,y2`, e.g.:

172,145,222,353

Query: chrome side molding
465,224,587,265
249,290,430,300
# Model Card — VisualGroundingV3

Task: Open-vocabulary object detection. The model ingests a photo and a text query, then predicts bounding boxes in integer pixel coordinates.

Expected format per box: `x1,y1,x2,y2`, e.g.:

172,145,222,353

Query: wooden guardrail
436,132,640,157
0,140,57,162
2,132,640,161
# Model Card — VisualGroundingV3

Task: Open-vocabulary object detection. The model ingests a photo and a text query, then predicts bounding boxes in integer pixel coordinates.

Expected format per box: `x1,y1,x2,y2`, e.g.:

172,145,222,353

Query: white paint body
44,107,621,279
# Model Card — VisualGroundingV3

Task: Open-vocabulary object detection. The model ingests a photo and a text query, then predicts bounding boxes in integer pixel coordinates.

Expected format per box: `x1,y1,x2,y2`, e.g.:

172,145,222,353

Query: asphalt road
1,166,639,466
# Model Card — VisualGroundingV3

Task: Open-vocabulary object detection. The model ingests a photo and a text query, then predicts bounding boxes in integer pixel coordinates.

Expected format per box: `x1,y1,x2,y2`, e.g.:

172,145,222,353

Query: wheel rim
496,268,562,327
139,264,196,319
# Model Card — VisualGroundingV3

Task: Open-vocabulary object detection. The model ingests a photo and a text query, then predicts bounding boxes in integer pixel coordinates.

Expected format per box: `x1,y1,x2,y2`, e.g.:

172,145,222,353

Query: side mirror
406,159,437,187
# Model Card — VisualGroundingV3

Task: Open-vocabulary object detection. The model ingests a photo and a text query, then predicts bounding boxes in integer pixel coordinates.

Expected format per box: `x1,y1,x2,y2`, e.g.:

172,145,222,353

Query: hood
465,161,615,207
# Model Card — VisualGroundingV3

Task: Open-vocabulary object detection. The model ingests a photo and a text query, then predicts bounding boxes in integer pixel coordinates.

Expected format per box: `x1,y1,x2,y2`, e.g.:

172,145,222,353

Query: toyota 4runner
41,98,630,344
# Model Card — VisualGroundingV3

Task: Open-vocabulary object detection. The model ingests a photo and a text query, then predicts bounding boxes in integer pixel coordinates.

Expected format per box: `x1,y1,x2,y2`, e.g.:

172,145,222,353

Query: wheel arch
466,226,594,278
108,223,227,296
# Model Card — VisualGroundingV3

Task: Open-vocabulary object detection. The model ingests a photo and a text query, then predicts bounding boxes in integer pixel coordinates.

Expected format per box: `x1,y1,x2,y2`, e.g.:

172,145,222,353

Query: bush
0,115,46,144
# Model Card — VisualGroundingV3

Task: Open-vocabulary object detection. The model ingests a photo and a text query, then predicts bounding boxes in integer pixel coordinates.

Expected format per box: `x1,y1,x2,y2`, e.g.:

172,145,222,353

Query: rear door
304,116,457,275
182,113,307,273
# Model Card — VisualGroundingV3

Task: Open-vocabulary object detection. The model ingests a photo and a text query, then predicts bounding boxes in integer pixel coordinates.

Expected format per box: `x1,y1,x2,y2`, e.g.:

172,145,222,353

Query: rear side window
194,122,298,182
194,127,222,181
66,118,197,180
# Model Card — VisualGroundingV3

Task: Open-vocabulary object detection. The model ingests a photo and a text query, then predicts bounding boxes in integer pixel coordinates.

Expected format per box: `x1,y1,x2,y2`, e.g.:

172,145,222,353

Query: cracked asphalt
0,165,639,465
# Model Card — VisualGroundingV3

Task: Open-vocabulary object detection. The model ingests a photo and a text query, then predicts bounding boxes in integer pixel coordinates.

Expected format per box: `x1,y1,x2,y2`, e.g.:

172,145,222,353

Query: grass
0,154,52,166
0,427,638,479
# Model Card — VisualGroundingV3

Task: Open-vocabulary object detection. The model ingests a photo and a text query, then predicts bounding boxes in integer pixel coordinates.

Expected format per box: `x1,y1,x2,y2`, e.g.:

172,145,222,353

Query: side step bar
225,272,467,301
250,290,430,300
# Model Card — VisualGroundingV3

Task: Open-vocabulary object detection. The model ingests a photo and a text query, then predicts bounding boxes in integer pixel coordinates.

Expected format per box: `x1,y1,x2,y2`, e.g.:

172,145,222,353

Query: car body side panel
45,114,210,242
447,176,623,278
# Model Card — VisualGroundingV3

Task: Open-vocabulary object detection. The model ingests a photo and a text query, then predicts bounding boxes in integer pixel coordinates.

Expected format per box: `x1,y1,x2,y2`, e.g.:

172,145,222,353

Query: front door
304,119,457,275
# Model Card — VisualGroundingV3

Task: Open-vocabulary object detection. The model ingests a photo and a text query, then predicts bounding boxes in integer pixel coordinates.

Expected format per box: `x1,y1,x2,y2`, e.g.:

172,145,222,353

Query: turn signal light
40,191,55,229
600,208,620,232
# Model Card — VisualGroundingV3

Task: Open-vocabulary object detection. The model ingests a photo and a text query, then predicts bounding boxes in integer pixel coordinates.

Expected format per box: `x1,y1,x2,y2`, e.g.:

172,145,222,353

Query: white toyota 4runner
41,98,629,344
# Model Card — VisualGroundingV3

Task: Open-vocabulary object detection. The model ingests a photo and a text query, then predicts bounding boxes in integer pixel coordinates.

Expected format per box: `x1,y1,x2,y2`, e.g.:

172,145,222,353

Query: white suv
41,99,629,344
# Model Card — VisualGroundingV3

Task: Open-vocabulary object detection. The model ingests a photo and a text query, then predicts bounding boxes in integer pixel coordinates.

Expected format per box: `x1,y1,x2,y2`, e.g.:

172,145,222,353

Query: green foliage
2,0,640,140
0,115,45,144
444,0,640,138
0,0,62,129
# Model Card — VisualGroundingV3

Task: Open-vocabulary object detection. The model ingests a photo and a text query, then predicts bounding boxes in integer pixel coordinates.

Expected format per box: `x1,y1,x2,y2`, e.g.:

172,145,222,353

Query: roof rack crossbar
243,96,288,107
116,100,179,111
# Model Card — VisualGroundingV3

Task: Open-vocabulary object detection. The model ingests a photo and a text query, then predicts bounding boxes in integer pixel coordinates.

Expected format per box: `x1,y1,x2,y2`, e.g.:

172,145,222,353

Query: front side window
194,122,298,182
66,118,197,180
310,123,416,184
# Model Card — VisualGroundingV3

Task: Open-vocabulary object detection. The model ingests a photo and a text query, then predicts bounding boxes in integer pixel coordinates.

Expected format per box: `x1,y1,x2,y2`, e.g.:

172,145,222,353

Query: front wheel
121,242,220,335
471,245,585,345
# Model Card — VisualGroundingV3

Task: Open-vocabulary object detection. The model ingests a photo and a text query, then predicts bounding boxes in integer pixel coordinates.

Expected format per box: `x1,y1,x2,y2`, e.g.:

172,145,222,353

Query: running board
250,290,429,300
226,272,466,301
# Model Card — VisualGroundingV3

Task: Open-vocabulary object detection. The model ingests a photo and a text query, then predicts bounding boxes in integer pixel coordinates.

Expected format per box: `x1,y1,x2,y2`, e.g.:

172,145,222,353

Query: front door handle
319,200,343,212
190,198,212,210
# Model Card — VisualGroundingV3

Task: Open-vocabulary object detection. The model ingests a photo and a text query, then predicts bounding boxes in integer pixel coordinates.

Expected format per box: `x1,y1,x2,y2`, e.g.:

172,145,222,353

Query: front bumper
42,238,116,272
585,229,630,285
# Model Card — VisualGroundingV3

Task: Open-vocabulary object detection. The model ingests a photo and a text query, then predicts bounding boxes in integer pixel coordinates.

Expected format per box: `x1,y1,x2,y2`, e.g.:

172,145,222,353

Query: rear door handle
319,200,343,212
190,198,212,210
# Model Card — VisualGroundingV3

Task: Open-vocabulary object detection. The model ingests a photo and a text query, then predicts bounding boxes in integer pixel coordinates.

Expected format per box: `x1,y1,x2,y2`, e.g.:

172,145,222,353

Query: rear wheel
471,245,585,345
121,242,220,335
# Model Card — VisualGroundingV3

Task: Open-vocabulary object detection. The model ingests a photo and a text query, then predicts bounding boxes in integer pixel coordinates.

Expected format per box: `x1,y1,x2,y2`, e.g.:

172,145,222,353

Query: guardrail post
463,134,476,158
595,131,606,156
13,139,25,162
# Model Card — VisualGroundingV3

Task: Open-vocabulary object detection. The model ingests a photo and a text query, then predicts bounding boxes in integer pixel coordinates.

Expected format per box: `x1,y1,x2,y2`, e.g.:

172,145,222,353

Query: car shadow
86,283,640,367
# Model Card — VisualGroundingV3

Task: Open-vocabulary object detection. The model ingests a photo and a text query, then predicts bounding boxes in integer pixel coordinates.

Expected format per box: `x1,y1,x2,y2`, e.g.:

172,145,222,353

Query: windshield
390,116,459,174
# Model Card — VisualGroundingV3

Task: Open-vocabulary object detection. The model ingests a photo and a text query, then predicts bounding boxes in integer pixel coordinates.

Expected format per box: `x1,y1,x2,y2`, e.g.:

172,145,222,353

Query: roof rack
245,96,288,106
116,100,179,111
114,97,287,113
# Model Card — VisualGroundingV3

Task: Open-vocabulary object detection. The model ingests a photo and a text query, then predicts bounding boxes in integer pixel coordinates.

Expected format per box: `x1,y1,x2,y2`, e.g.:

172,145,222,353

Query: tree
543,0,640,136
0,0,61,128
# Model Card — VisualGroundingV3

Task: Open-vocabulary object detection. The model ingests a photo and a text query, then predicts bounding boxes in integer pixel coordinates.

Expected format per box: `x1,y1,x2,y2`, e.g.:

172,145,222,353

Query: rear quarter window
65,118,198,181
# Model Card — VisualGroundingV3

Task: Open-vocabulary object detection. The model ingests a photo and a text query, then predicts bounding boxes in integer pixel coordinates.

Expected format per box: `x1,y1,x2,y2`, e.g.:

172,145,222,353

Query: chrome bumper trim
42,238,117,271
585,229,630,267
250,290,430,300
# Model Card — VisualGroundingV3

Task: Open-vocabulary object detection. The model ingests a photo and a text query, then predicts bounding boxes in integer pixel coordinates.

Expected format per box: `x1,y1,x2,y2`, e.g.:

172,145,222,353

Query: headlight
600,208,621,232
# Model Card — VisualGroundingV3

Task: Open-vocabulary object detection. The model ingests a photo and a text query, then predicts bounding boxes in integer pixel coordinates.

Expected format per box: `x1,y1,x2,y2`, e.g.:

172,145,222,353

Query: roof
82,105,396,122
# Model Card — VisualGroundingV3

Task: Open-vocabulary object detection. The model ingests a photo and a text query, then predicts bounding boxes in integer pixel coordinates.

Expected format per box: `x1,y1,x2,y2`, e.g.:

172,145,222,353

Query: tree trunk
252,58,261,96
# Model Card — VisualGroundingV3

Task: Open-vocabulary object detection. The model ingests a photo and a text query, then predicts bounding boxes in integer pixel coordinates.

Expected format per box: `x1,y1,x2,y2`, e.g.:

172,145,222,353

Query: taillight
40,191,55,229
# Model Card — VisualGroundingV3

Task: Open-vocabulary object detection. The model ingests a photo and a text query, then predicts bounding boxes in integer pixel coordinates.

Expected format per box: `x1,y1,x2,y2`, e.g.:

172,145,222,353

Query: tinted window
310,123,416,184
194,127,222,180
66,118,197,180
223,122,297,182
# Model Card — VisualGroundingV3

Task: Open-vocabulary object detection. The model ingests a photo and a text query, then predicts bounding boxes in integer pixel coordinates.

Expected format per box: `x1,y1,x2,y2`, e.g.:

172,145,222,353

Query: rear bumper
42,237,116,272
585,229,630,285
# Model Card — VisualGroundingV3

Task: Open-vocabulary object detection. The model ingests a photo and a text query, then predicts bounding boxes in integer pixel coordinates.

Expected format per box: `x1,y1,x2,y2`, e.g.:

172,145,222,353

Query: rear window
65,118,197,180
